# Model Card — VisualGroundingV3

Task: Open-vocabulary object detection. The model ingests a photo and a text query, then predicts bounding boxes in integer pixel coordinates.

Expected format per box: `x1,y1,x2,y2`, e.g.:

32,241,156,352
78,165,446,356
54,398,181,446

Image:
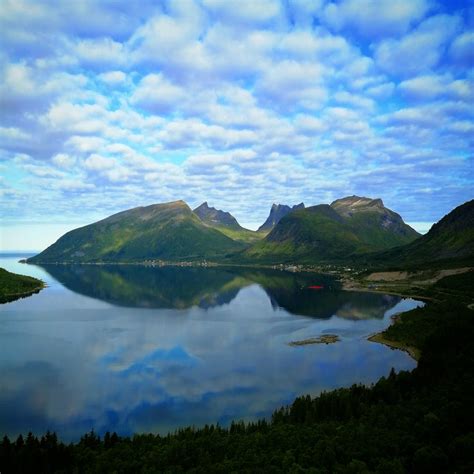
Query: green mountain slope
241,197,420,263
331,196,420,248
365,199,474,268
28,201,244,263
193,202,262,244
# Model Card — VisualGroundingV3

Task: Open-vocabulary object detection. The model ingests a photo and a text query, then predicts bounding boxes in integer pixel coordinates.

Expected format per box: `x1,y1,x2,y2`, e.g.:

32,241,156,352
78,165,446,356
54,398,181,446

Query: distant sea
0,251,38,258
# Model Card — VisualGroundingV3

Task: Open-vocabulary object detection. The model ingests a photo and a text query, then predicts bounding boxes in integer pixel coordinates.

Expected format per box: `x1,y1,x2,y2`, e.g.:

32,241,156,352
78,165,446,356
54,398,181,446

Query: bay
0,255,421,441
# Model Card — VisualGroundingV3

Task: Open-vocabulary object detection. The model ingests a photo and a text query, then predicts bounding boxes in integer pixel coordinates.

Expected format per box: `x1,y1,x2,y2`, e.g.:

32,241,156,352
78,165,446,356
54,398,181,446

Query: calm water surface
0,255,422,441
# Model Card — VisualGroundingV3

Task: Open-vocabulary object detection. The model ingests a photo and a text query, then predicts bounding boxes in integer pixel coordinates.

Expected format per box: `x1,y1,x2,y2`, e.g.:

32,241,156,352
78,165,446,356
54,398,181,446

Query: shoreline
0,282,46,304
20,258,430,362
367,332,420,361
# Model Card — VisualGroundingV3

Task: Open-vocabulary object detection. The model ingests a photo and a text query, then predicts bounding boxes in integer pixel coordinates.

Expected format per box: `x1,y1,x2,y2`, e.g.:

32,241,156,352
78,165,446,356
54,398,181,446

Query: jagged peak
195,201,211,210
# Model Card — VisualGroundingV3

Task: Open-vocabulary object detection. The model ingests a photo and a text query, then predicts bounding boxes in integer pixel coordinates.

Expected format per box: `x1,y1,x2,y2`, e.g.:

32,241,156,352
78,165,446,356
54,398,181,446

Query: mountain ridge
27,200,244,263
26,196,472,267
258,202,305,232
193,202,261,244
194,202,241,228
242,196,420,263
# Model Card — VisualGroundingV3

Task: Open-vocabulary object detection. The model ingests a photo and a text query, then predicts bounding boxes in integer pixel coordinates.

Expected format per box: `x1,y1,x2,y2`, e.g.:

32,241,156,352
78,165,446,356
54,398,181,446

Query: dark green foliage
0,267,44,303
430,270,474,301
2,301,473,473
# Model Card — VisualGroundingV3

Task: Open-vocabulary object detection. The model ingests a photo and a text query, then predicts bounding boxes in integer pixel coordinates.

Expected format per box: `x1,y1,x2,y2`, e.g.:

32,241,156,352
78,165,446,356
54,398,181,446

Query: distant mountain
194,202,240,228
366,199,474,268
242,196,420,263
194,202,262,244
27,201,244,263
258,203,305,232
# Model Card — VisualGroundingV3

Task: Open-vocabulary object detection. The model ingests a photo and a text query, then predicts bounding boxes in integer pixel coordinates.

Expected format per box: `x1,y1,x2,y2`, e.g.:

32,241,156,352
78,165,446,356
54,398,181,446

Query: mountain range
27,196,473,268
242,196,420,263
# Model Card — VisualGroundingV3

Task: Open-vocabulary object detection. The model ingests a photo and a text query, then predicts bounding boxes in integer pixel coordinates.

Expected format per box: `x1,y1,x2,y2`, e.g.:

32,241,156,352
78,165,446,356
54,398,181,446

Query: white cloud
158,119,258,150
256,60,329,110
0,126,30,141
128,10,205,68
75,37,126,67
322,0,430,38
333,91,375,111
450,31,474,66
52,153,76,169
83,153,116,171
0,0,471,235
42,102,108,134
365,82,395,99
98,70,128,85
130,73,186,114
65,136,107,153
399,74,473,101
203,0,282,24
294,115,327,134
375,14,462,77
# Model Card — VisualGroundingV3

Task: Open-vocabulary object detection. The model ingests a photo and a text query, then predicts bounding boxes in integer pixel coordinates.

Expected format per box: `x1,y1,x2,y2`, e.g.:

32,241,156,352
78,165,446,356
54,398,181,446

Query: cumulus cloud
399,74,473,101
83,153,116,171
450,31,474,66
374,14,462,77
0,0,472,240
52,153,76,169
256,60,329,110
130,74,186,114
98,70,128,85
322,0,431,38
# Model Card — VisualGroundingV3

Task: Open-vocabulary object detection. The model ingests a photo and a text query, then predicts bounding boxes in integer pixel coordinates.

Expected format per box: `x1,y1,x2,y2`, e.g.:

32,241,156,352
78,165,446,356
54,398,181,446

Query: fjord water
0,255,421,441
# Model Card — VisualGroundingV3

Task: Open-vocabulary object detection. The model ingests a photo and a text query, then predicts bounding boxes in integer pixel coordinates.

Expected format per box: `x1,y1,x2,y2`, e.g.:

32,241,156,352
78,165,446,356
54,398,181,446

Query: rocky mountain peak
193,202,240,228
258,202,305,232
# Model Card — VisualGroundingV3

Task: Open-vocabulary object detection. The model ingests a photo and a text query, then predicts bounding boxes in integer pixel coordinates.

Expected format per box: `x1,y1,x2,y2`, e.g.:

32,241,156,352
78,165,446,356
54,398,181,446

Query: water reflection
0,258,420,442
38,264,400,319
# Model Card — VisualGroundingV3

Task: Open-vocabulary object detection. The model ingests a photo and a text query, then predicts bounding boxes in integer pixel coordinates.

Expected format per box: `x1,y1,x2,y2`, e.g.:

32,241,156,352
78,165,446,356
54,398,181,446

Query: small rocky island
289,334,340,346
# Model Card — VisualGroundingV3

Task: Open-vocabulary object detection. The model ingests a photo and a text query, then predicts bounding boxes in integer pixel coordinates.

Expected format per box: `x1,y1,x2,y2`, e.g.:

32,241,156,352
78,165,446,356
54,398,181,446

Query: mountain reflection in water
0,255,421,442
38,264,400,319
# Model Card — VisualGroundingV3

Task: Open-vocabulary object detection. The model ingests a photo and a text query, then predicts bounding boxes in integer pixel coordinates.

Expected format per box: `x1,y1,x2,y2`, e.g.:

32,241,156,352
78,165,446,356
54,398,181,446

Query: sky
0,0,473,250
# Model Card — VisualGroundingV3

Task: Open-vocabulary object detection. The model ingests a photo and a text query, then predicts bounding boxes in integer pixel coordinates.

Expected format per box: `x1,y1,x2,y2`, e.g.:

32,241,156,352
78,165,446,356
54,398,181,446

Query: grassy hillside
28,201,244,263
241,198,420,264
362,199,474,269
208,225,264,244
0,267,44,303
243,205,363,263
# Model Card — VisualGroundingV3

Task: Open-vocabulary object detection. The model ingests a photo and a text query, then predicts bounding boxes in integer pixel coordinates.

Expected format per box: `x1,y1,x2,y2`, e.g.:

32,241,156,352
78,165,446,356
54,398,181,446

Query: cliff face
258,203,305,232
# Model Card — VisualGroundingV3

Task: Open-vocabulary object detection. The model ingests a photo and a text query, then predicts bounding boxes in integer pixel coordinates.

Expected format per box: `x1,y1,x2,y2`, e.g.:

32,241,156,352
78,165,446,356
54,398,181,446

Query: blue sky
0,0,473,250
